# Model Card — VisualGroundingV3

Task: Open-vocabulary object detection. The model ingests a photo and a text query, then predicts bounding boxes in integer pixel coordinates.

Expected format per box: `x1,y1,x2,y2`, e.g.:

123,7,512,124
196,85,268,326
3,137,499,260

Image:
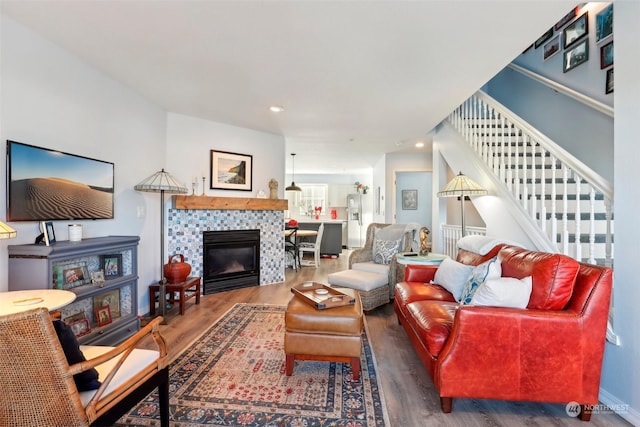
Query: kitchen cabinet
8,236,140,345
298,222,345,256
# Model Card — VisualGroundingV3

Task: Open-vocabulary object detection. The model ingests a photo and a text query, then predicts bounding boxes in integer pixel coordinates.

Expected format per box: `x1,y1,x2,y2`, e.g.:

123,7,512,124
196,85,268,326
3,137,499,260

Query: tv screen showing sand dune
7,141,114,221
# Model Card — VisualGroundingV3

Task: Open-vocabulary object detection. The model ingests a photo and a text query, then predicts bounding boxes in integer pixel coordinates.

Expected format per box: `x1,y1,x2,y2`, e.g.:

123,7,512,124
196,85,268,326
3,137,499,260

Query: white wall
165,112,285,199
0,16,167,315
599,2,640,424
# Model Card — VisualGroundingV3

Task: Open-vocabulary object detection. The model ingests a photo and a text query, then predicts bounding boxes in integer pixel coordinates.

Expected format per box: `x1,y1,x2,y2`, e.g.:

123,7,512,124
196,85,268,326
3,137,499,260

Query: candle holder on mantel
201,177,206,196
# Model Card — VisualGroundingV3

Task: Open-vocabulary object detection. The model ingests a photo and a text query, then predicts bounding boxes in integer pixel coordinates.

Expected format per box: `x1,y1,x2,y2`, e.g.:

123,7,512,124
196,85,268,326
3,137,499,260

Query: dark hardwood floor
146,251,631,427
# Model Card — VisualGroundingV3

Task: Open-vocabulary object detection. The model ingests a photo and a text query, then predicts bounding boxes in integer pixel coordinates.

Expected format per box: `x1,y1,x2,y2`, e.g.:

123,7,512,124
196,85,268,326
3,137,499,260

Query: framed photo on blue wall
563,12,588,49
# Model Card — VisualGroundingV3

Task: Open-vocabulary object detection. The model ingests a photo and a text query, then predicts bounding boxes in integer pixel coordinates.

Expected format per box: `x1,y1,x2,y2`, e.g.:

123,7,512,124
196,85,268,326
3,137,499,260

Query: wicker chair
348,223,414,303
0,307,169,427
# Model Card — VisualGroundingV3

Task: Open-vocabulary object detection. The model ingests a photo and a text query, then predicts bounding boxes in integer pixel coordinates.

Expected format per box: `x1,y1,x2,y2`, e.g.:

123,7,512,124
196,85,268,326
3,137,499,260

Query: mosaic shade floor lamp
135,169,188,321
437,171,487,237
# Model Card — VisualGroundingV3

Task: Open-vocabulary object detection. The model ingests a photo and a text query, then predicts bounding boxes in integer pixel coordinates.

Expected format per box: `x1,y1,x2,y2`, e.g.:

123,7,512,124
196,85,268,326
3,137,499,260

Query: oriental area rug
116,303,389,426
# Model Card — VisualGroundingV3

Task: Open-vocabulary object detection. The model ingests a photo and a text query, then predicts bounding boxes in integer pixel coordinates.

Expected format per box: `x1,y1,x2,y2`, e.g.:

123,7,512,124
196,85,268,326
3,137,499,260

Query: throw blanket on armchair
376,223,421,252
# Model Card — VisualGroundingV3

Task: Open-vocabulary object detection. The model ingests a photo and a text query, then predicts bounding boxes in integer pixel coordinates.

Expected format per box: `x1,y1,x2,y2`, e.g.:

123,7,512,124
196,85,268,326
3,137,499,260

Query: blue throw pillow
460,257,502,305
53,320,101,391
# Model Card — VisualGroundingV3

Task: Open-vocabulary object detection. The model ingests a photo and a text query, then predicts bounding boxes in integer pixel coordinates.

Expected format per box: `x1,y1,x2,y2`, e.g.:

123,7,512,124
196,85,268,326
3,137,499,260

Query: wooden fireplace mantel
172,195,289,211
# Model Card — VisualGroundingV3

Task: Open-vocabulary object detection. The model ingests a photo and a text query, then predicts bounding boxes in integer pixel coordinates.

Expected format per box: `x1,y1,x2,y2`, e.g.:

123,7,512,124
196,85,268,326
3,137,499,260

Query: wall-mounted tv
6,140,114,221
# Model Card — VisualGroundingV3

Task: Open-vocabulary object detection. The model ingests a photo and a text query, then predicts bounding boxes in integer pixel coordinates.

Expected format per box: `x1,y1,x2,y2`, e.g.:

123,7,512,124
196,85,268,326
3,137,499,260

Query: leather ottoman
284,288,364,380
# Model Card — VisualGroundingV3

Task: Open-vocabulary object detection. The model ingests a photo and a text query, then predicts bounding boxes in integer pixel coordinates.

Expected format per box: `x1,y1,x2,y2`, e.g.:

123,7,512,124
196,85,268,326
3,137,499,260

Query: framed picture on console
41,221,56,246
210,150,253,191
101,254,122,278
95,305,112,327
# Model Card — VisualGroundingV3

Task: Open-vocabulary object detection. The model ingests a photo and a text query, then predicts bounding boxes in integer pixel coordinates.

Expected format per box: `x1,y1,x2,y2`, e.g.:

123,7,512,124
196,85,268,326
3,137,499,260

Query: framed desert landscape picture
6,140,114,221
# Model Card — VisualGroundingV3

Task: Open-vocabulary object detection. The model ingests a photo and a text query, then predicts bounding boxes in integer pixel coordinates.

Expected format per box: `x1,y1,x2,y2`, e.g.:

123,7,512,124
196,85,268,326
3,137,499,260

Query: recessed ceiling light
269,105,284,113
415,142,425,148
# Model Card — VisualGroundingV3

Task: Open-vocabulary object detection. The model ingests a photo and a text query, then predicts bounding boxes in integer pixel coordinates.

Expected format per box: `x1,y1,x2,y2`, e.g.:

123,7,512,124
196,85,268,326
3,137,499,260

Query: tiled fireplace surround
167,208,286,286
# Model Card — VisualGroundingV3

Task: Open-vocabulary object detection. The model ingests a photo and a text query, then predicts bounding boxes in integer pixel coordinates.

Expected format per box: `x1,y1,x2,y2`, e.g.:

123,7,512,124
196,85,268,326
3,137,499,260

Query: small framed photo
596,4,613,43
563,12,588,49
543,35,560,61
69,318,91,338
402,190,418,210
93,289,120,319
534,28,553,49
101,254,123,278
210,150,253,191
63,311,86,325
600,41,613,69
95,305,112,327
606,68,614,94
41,221,56,246
60,261,90,289
563,39,589,73
90,270,105,285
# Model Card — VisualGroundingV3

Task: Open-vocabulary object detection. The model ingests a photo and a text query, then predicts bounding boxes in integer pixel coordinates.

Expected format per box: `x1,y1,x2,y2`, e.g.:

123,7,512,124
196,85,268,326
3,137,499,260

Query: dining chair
299,223,325,268
285,227,300,270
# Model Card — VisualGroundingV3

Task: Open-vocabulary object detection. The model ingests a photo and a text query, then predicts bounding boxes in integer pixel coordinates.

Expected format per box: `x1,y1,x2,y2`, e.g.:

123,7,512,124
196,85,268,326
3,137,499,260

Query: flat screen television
6,140,114,221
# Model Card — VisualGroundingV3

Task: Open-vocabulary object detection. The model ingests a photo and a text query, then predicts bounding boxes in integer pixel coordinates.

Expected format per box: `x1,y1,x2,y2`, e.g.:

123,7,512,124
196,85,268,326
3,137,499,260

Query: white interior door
395,171,432,229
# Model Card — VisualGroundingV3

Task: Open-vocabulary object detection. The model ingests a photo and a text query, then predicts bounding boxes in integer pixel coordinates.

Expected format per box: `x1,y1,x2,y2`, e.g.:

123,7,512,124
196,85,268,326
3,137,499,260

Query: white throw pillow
432,257,474,301
471,276,533,309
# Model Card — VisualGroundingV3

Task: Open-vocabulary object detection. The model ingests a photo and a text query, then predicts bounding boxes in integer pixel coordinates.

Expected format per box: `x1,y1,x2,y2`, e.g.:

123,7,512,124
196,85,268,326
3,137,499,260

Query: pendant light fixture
286,153,302,192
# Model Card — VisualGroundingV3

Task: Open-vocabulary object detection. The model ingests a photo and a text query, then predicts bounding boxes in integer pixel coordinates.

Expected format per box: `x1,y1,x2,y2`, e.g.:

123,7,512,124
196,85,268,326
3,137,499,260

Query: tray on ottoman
291,281,356,309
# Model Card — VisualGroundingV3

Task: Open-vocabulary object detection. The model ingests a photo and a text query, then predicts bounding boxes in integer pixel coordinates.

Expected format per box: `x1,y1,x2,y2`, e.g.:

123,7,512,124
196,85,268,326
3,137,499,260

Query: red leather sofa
394,244,612,421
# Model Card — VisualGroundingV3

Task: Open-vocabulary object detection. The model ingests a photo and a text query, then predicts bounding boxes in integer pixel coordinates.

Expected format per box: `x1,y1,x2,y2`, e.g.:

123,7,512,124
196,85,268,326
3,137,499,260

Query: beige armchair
349,223,414,299
0,307,169,427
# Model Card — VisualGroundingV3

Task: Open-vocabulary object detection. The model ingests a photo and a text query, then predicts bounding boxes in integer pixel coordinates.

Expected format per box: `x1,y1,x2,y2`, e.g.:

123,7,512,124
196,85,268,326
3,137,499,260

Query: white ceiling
0,1,574,175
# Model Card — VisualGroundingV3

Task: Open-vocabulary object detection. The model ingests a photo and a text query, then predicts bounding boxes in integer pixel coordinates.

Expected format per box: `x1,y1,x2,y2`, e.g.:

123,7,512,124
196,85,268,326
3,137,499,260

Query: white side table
396,253,448,283
0,289,76,316
396,252,449,266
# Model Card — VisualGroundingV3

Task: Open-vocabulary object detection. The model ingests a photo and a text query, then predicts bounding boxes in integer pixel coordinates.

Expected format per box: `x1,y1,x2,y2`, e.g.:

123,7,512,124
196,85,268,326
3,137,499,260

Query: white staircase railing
441,225,486,258
447,91,614,267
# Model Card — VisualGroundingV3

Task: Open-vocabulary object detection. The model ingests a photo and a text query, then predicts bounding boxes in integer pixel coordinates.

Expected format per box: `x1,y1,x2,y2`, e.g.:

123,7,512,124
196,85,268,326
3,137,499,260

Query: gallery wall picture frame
543,35,560,61
210,150,253,191
554,7,578,31
563,39,589,73
534,28,554,49
95,305,112,327
101,254,123,278
606,68,614,94
402,190,418,210
596,4,613,43
600,41,613,69
563,12,588,49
